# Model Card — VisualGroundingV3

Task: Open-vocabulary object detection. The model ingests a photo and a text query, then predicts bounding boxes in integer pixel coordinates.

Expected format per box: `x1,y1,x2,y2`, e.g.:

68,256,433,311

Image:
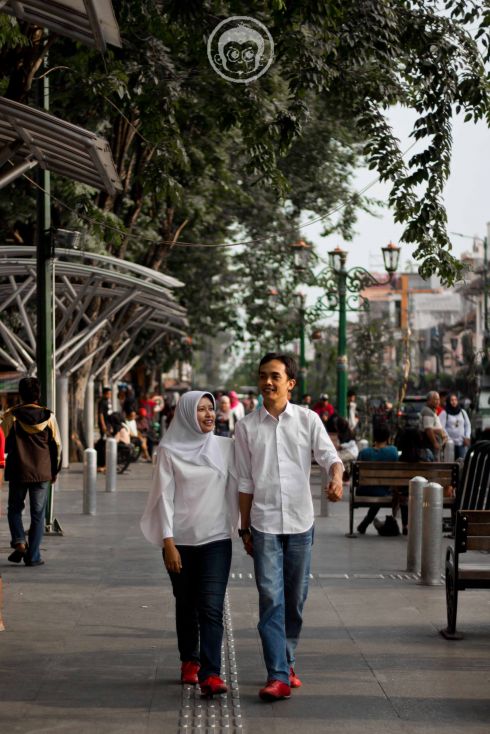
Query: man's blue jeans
8,481,49,563
167,539,232,681
252,526,314,684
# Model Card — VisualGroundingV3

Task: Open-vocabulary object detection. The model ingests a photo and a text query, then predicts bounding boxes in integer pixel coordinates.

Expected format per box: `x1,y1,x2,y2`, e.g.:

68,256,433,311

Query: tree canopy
0,0,488,360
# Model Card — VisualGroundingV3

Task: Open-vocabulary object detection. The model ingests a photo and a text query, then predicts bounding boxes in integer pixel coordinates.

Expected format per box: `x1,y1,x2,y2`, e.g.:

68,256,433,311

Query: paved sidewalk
0,463,489,733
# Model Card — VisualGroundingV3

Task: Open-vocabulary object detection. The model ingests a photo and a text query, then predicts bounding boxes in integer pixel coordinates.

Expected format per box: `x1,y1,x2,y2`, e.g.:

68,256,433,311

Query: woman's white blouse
140,444,238,547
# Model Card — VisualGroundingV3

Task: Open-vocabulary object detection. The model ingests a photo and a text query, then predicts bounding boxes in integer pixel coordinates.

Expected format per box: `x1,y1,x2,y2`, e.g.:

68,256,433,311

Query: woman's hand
163,539,182,573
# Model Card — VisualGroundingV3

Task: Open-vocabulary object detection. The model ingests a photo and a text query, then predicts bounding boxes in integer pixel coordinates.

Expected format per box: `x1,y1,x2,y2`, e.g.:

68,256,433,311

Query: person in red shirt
312,394,335,426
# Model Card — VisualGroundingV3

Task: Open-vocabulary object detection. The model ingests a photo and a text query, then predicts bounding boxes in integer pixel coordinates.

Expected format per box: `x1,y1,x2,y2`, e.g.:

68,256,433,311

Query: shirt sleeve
463,410,472,439
439,411,447,429
310,411,343,473
140,447,176,546
234,419,254,494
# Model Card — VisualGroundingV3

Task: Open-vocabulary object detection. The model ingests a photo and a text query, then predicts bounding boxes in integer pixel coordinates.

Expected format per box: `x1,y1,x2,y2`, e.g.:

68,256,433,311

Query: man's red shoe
259,680,291,701
181,661,200,684
289,667,302,688
200,675,228,697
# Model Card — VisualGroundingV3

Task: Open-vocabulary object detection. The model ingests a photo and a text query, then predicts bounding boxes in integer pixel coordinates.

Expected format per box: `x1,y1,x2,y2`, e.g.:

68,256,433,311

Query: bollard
420,482,444,585
83,448,97,515
319,466,330,517
84,377,95,449
443,438,455,462
406,476,428,573
105,437,117,493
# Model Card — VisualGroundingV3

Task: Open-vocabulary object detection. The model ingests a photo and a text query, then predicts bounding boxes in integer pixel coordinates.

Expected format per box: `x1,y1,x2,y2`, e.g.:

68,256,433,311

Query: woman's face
197,396,216,433
219,397,230,411
449,394,459,408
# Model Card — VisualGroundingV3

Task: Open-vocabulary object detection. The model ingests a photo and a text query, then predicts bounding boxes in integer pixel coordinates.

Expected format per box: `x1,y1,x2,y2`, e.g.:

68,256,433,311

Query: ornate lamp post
321,242,401,418
294,292,307,397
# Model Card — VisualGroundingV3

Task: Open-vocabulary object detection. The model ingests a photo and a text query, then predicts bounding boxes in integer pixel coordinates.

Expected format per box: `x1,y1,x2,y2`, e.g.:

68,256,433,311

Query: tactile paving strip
178,592,244,734
230,571,443,582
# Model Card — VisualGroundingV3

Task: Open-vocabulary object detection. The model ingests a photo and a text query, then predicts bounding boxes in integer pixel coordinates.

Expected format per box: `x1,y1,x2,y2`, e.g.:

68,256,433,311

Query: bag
375,515,400,537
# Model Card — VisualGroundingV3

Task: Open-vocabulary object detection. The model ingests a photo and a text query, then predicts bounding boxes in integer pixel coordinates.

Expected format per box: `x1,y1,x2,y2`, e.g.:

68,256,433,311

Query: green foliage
0,0,489,371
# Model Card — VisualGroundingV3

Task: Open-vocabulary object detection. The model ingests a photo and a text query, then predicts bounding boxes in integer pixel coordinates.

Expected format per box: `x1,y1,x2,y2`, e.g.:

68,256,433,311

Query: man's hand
240,530,254,557
326,478,343,502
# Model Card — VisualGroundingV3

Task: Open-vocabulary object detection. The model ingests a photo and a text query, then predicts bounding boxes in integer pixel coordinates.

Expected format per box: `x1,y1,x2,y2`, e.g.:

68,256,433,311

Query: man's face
428,393,440,410
258,359,296,404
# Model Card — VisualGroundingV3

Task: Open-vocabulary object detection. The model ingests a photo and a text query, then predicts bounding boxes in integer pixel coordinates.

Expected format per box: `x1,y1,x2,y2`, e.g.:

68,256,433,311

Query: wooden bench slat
465,524,490,536
458,566,490,581
464,538,490,552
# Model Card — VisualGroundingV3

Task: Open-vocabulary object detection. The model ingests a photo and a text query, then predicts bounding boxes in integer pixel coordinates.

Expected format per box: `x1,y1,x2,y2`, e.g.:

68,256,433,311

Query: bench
440,441,490,639
440,510,490,639
349,461,460,536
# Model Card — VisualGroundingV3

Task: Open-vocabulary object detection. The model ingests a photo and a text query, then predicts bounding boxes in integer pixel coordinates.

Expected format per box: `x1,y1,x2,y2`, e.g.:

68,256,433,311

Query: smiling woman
140,391,238,698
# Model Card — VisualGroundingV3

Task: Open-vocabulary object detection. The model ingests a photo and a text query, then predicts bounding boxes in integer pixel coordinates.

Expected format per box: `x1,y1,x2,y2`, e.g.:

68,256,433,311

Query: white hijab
160,390,231,477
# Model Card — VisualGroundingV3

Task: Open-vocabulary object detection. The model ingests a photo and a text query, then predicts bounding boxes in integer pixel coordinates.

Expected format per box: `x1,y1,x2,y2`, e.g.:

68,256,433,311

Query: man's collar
259,401,293,422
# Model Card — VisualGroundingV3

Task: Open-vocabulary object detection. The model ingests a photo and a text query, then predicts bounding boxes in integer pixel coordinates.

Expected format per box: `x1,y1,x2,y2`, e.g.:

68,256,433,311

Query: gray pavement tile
1,462,490,734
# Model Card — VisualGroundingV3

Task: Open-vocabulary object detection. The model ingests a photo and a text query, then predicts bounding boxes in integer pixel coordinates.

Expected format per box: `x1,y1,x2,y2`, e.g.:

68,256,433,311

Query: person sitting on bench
356,425,398,535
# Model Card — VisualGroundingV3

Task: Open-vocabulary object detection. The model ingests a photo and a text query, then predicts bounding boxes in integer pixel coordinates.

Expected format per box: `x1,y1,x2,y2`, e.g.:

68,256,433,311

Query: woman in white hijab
141,391,238,697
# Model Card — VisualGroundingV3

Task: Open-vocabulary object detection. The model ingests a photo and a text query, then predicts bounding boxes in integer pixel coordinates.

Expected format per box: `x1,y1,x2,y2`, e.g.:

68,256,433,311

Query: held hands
240,529,254,557
163,541,182,573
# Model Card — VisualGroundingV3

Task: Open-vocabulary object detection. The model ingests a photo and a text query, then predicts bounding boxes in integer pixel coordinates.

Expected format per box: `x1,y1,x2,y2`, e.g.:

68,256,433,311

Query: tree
0,0,489,363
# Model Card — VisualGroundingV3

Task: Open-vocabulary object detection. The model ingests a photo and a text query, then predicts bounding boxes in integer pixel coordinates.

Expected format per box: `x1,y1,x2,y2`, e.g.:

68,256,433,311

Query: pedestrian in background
97,386,112,437
229,390,245,422
140,391,238,697
419,391,447,460
215,395,235,437
235,353,343,702
356,425,399,535
313,393,334,426
1,377,62,566
439,392,471,459
0,424,5,486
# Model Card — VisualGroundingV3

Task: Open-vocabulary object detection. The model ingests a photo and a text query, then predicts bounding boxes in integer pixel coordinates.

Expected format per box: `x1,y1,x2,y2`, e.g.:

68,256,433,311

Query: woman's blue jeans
8,481,49,563
252,526,314,684
167,539,232,681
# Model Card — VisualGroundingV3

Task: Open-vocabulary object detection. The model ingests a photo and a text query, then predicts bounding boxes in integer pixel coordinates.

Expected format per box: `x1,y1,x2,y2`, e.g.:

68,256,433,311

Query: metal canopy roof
0,247,188,380
0,0,121,52
0,96,122,193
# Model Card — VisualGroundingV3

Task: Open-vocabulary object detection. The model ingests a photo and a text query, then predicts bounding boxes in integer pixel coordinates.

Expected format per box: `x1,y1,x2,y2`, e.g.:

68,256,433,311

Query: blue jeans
252,526,314,684
455,444,468,460
8,481,49,563
167,539,232,681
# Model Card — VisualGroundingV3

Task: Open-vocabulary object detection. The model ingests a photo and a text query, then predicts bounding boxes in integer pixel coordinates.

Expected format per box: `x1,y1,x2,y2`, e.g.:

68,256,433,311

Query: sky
300,108,490,281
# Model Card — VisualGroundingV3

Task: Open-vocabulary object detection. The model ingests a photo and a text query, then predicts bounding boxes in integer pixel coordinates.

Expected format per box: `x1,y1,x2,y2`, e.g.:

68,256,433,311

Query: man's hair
19,376,41,403
373,425,391,444
259,352,297,380
426,390,439,401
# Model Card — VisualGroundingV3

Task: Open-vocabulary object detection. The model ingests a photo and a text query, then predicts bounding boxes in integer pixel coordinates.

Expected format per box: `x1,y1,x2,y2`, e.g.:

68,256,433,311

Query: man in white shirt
235,353,343,702
419,391,447,460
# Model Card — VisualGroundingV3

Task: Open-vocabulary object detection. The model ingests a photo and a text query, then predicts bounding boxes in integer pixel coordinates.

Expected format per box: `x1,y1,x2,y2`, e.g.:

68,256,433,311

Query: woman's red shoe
181,661,200,684
200,675,228,697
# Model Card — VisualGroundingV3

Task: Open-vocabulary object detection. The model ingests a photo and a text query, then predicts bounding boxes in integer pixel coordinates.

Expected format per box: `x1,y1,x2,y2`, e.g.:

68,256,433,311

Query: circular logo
207,16,274,84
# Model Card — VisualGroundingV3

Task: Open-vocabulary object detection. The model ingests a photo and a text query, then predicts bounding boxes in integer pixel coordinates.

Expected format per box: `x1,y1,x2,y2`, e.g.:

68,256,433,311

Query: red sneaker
200,675,228,697
259,680,291,701
289,667,302,688
181,661,200,685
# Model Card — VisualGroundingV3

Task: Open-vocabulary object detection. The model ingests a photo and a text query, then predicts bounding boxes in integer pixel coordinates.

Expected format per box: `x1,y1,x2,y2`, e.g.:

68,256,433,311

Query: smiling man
235,352,343,701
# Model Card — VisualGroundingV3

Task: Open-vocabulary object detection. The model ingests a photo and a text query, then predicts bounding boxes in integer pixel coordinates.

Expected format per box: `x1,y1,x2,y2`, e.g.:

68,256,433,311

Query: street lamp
322,243,401,418
294,292,307,397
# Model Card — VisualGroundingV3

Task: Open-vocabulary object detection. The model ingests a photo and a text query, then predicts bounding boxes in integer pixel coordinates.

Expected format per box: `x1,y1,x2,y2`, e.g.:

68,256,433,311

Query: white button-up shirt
140,446,238,547
234,402,342,534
